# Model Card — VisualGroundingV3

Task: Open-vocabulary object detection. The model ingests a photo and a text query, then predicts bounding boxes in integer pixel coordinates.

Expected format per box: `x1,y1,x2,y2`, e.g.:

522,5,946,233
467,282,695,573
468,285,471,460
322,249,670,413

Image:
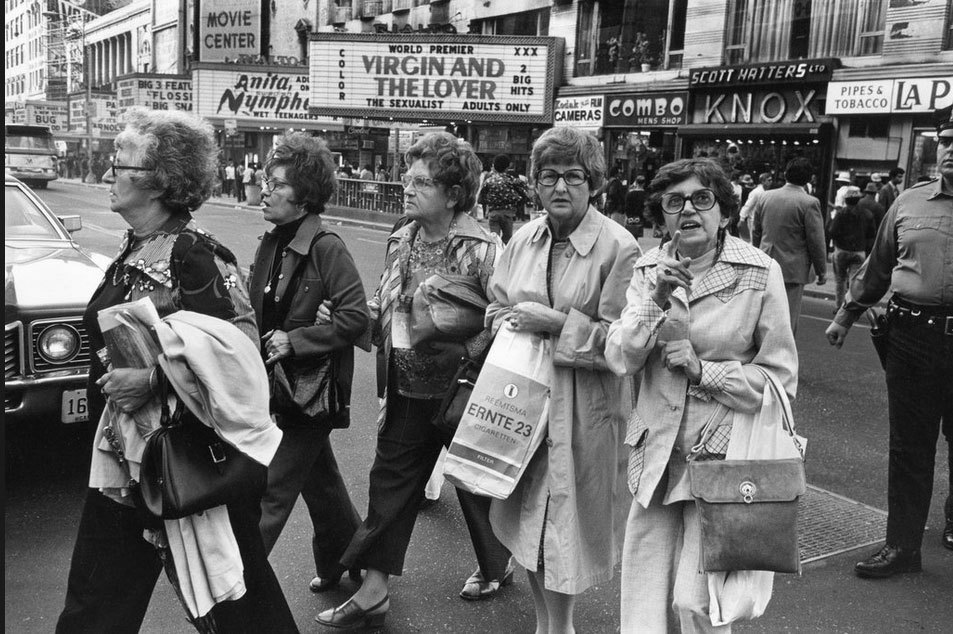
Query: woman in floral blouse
57,107,296,634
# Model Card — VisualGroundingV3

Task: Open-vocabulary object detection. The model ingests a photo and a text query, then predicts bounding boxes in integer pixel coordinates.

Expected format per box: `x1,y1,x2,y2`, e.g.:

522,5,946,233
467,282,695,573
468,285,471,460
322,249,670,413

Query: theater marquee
308,33,562,123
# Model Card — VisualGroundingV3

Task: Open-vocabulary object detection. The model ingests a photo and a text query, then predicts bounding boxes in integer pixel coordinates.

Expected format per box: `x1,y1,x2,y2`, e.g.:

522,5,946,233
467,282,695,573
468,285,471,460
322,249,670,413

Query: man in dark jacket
858,182,887,230
828,186,876,310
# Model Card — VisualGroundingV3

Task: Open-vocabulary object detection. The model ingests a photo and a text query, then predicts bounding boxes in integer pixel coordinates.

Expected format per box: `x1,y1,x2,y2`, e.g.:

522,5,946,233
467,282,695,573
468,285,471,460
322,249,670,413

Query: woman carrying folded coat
316,131,513,630
250,132,368,595
56,107,297,633
484,126,641,634
605,158,798,633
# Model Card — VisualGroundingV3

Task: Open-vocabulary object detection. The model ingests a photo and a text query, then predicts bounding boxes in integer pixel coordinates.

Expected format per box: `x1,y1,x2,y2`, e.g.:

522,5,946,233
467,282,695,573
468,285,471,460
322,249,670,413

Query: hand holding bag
269,354,348,428
139,393,267,520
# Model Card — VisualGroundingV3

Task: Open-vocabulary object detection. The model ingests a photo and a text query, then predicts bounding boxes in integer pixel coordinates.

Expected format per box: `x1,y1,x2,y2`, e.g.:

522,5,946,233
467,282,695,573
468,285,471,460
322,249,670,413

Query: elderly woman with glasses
317,131,512,630
248,132,368,595
605,158,798,632
56,107,297,633
483,126,641,633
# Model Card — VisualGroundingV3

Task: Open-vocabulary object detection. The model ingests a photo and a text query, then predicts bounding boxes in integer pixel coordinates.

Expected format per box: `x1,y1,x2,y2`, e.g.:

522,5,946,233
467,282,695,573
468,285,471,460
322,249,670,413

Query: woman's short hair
645,158,738,226
530,127,606,193
405,132,481,213
265,132,337,215
115,107,218,215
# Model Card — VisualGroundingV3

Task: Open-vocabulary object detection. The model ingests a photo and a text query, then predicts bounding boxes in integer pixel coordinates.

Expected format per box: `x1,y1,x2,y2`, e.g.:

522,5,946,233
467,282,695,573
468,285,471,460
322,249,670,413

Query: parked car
5,175,104,427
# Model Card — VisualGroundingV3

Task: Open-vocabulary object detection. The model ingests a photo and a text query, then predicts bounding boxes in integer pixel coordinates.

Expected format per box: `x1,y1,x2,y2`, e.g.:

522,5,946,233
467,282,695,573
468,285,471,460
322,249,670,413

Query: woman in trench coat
485,126,641,633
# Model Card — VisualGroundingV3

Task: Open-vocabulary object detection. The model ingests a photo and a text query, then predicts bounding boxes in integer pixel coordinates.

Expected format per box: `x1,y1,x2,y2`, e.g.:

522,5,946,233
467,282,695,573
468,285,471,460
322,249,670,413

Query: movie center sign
825,77,952,114
308,34,562,123
200,0,261,62
553,96,603,129
116,75,193,114
604,91,688,127
192,66,340,127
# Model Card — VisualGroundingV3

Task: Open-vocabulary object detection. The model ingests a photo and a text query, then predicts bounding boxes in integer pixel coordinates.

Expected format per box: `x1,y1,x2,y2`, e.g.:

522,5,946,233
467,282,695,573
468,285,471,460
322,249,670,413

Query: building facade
5,0,952,193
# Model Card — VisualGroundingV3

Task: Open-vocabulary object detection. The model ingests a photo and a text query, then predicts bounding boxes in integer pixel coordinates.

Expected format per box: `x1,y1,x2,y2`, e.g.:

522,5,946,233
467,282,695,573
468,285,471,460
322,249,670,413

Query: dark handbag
432,356,482,433
139,396,267,520
689,458,805,573
269,354,349,428
865,308,889,370
409,273,489,347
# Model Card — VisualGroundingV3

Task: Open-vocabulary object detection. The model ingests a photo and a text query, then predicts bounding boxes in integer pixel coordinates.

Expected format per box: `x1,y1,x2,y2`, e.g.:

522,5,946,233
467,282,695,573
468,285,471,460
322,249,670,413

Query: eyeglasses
535,169,589,187
401,174,437,190
261,177,292,193
111,160,156,174
660,188,718,215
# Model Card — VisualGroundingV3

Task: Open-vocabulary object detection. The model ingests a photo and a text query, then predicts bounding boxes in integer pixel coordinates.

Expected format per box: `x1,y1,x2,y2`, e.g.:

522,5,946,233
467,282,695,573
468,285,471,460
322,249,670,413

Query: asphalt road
5,180,950,633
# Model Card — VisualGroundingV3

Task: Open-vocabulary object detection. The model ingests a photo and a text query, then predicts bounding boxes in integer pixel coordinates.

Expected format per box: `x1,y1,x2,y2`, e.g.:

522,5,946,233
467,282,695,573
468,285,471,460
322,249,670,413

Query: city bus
4,124,58,188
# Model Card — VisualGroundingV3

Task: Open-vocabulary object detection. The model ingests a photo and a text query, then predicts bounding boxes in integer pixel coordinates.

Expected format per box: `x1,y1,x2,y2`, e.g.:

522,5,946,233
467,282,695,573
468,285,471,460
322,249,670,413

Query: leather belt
888,297,953,336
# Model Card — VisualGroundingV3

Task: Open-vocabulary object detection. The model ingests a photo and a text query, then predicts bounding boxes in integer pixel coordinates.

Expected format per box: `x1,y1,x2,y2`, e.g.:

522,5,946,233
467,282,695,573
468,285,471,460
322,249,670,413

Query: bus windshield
5,125,56,153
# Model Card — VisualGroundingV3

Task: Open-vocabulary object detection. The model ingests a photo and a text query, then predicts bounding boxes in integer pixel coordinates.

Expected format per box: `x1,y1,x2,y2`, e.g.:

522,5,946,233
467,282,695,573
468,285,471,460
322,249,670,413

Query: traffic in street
4,179,950,633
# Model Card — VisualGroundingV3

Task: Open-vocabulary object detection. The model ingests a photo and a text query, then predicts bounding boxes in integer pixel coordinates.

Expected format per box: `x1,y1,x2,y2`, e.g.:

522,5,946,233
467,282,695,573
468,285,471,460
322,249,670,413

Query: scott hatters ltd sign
604,92,688,127
308,34,562,123
200,0,261,63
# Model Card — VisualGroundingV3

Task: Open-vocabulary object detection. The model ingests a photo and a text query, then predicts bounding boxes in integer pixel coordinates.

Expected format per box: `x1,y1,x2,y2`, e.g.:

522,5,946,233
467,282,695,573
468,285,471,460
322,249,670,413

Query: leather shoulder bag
139,392,267,520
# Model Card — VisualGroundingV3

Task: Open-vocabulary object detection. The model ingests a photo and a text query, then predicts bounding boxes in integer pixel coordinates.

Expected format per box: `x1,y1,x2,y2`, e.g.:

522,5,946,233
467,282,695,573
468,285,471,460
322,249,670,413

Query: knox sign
308,34,562,123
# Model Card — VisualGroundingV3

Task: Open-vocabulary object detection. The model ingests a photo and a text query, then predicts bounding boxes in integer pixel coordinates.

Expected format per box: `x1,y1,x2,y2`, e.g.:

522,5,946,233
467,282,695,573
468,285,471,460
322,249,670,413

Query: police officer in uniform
826,104,953,577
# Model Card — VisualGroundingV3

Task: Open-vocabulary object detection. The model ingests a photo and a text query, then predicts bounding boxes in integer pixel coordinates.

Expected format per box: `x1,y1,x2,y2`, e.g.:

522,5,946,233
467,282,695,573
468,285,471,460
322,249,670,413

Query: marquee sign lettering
308,33,561,123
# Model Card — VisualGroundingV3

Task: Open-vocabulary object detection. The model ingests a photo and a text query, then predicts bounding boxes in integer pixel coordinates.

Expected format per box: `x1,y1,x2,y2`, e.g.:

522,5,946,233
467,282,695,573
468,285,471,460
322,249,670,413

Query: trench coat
605,236,799,508
485,206,641,594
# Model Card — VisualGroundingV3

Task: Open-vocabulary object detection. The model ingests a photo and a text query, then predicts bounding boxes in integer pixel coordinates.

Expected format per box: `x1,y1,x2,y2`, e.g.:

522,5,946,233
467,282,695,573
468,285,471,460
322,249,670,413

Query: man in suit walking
752,157,827,334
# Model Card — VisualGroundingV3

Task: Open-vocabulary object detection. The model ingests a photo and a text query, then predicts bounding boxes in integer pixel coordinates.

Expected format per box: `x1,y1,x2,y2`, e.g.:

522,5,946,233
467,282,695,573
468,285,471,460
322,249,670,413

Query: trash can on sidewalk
245,183,262,206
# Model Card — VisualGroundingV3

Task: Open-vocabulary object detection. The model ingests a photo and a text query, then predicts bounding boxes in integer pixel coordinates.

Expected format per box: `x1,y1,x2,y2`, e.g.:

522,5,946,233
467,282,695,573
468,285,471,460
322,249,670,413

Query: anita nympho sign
308,33,562,123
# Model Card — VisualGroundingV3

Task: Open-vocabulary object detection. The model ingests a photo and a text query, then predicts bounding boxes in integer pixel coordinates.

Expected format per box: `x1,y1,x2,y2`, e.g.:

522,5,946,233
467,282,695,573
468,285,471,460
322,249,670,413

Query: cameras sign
200,0,260,62
308,33,561,123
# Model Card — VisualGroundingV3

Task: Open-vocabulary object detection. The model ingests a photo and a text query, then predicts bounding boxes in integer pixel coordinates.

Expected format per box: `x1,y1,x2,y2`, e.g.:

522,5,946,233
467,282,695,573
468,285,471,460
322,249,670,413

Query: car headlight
36,325,81,363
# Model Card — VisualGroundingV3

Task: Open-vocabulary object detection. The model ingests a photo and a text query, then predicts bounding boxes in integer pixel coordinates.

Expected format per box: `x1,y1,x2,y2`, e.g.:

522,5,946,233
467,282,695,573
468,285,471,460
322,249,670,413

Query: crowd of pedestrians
53,104,952,634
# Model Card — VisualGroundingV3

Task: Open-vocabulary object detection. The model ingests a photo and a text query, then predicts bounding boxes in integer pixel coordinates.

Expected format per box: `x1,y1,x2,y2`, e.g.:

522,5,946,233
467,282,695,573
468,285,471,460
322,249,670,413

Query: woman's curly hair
115,107,218,215
645,158,738,227
265,132,337,215
405,132,482,213
530,126,606,194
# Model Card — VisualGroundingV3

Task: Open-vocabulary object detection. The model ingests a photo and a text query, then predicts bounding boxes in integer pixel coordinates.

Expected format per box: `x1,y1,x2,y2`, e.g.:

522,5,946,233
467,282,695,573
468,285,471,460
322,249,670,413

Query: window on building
848,116,890,139
668,0,688,69
789,0,811,58
473,9,549,36
856,0,886,55
945,7,953,50
575,0,669,77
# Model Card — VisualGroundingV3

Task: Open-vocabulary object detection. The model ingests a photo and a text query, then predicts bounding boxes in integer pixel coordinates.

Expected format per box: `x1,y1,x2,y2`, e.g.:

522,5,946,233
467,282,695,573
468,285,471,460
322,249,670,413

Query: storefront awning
677,122,832,137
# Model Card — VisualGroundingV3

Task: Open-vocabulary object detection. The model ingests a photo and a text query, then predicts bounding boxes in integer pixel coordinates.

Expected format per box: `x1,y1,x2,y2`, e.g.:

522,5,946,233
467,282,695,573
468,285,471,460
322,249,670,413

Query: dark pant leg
455,487,512,580
884,319,953,549
259,423,332,557
210,494,299,634
56,490,163,634
340,395,444,575
499,213,514,245
301,431,362,578
784,282,804,336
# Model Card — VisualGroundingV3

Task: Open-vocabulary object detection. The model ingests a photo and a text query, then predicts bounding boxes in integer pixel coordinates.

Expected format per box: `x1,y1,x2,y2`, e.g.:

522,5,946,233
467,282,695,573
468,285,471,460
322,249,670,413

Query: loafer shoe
943,519,953,551
315,595,388,630
855,544,922,579
309,568,363,593
459,558,515,600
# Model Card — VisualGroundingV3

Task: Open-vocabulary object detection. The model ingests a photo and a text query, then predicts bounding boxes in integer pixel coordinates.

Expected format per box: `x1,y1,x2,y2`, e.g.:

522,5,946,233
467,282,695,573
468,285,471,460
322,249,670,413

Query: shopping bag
444,324,552,499
704,366,806,626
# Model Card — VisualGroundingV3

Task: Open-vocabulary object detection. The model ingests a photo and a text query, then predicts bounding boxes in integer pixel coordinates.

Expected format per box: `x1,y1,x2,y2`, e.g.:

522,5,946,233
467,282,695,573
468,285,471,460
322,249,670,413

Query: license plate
61,389,89,423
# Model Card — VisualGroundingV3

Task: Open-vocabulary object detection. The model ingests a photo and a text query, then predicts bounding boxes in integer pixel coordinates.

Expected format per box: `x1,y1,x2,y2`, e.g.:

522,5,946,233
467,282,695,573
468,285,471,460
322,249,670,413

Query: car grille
29,318,91,373
5,323,22,380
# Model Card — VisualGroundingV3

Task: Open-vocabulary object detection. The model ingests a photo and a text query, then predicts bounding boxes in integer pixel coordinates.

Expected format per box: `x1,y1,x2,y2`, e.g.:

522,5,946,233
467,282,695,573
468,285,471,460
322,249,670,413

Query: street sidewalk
60,176,845,307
